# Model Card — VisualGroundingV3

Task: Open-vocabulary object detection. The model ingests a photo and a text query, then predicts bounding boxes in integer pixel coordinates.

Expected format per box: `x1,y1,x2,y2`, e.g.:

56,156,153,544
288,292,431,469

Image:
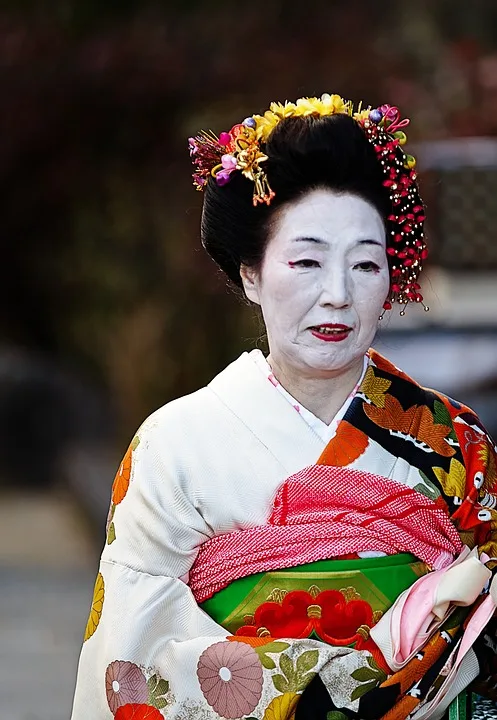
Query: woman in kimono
71,95,497,720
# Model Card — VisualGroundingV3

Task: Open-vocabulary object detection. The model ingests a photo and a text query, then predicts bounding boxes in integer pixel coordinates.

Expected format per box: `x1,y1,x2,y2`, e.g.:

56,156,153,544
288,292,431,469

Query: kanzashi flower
253,110,281,141
216,154,237,185
269,101,298,118
354,108,372,123
320,93,351,114
254,96,351,142
197,640,263,718
105,661,149,713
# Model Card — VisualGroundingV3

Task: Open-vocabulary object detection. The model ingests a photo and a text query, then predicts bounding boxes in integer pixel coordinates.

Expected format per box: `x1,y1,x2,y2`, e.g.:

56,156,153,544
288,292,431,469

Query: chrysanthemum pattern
197,640,263,718
105,661,149,714
83,572,105,642
263,692,299,720
107,435,140,545
112,435,140,506
114,704,163,720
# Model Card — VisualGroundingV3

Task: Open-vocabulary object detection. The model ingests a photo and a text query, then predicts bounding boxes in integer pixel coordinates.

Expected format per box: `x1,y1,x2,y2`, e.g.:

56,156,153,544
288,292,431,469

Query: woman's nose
319,268,351,308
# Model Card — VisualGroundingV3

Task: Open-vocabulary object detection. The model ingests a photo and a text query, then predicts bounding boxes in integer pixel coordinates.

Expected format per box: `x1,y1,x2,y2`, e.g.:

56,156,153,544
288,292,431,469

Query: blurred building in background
1,1,497,718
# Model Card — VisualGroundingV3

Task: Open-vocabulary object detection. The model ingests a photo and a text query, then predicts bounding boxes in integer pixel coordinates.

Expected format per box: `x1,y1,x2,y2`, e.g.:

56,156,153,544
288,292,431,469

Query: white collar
207,352,325,475
250,349,368,443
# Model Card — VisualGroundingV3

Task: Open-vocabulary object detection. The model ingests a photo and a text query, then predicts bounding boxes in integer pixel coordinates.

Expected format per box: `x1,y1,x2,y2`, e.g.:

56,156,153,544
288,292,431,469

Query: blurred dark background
3,0,497,487
1,2,497,718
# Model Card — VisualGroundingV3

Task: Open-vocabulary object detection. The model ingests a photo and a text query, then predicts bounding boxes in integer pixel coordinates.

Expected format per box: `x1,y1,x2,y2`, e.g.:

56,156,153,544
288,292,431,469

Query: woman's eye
354,261,380,272
291,259,320,268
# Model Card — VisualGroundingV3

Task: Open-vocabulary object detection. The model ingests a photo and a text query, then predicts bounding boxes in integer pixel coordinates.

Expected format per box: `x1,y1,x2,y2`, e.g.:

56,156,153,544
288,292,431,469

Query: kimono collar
207,351,366,475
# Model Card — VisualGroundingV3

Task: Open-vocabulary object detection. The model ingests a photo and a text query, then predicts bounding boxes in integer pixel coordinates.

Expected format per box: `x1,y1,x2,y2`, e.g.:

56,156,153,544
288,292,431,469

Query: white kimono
71,351,375,719
71,350,495,720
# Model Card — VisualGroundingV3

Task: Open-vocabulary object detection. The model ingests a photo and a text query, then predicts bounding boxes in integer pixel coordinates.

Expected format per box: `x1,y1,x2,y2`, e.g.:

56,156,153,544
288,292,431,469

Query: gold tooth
316,326,346,334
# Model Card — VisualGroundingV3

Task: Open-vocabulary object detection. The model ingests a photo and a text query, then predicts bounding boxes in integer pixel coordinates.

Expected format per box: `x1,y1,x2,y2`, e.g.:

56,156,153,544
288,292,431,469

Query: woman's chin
286,349,361,378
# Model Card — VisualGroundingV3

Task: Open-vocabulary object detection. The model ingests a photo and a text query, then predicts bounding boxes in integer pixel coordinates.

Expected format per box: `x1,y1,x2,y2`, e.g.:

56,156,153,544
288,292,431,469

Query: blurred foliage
2,0,497,439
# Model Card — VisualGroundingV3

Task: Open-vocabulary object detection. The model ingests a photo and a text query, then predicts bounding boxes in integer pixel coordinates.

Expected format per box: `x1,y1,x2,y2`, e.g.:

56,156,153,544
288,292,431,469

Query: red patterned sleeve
441,397,497,699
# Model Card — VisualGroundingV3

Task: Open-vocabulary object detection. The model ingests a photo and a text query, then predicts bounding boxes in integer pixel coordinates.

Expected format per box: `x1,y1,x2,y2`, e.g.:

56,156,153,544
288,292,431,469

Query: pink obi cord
189,466,463,603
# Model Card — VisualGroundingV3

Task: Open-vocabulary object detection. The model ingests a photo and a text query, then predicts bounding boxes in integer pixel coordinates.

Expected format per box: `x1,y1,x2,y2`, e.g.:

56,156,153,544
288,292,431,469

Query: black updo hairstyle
201,113,392,287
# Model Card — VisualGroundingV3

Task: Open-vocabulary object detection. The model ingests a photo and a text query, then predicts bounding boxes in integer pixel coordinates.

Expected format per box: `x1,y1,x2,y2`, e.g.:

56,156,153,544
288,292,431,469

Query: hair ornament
189,93,428,312
189,122,275,205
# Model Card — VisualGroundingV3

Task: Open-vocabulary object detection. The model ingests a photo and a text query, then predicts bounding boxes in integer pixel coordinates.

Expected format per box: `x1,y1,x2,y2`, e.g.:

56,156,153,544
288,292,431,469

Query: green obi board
201,553,428,640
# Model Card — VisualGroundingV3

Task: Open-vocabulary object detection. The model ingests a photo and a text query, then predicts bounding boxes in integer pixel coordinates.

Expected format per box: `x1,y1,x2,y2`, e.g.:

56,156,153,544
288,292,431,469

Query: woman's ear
239,264,261,305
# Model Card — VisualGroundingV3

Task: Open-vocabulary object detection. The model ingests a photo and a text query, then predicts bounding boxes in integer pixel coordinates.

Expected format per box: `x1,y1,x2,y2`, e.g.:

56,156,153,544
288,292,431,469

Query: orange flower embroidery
112,447,132,505
111,436,140,505
227,635,275,647
318,421,369,466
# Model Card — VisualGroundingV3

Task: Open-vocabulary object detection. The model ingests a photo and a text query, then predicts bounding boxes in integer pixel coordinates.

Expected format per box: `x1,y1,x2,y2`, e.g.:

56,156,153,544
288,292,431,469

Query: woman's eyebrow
292,236,327,245
357,238,384,247
292,237,383,247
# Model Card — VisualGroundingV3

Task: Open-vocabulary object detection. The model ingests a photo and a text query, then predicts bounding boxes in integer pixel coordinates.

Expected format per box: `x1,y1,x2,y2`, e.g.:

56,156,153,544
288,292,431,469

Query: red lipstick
310,323,352,342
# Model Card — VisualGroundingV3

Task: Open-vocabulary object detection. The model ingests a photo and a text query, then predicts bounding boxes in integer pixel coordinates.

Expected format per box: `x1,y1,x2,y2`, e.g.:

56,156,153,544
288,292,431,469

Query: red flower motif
236,589,375,647
114,705,163,720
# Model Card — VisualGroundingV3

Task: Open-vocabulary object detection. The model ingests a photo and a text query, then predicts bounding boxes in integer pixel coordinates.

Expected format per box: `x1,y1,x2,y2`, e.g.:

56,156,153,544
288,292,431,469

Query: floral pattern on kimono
71,349,497,720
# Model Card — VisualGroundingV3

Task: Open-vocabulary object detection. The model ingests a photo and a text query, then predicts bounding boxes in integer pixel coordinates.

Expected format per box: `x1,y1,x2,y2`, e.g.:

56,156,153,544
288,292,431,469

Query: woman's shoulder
137,385,219,439
123,386,229,480
368,348,414,383
135,351,257,441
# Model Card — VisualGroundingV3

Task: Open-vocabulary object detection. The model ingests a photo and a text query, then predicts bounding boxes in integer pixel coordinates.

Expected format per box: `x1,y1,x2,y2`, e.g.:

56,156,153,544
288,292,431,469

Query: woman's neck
266,354,365,425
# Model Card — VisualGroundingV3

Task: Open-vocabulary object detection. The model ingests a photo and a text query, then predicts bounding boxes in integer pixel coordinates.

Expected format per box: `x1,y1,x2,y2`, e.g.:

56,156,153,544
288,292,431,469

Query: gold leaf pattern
433,459,467,499
106,522,116,545
361,367,392,408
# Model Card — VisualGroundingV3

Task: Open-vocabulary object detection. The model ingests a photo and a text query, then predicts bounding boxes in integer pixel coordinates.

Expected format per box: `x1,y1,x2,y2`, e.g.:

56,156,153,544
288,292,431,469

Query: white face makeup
240,188,390,381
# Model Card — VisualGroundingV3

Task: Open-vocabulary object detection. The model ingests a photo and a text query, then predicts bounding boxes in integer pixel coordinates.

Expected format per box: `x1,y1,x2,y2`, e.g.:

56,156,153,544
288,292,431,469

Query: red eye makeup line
287,260,318,267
